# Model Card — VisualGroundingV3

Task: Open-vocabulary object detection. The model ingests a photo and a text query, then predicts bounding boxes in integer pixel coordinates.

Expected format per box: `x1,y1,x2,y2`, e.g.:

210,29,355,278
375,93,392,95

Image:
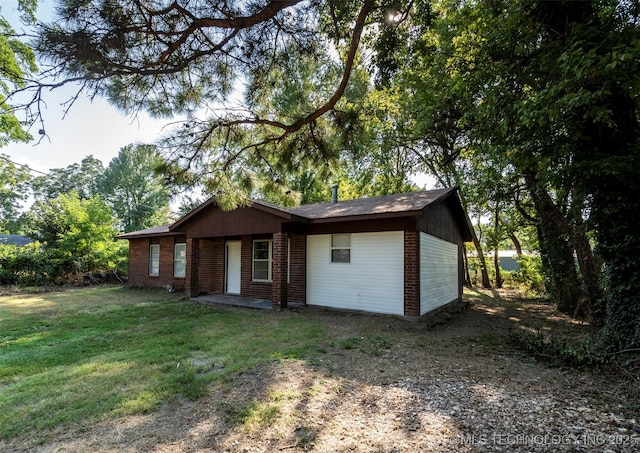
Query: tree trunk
463,243,472,287
472,221,492,289
493,204,503,288
578,87,640,351
568,196,603,321
591,176,640,350
494,250,503,288
525,172,582,314
510,232,523,256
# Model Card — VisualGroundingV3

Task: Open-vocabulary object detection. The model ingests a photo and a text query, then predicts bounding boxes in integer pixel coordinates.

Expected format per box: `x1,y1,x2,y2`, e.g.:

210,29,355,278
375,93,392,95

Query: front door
226,241,241,294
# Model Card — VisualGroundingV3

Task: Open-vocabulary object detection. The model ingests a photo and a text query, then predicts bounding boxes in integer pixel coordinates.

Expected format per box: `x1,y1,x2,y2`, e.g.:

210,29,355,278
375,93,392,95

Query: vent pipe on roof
331,184,339,204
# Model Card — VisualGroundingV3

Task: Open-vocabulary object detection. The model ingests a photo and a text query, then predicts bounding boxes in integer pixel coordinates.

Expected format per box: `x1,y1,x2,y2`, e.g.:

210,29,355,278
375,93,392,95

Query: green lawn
0,286,327,441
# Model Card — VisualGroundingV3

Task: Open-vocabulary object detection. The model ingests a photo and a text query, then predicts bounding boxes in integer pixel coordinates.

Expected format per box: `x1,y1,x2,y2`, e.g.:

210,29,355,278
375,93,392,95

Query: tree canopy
380,0,640,349
97,144,170,232
0,0,37,146
0,154,32,233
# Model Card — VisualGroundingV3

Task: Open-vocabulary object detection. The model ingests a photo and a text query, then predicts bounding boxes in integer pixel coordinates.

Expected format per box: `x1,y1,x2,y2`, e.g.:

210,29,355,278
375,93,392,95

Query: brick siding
127,236,186,291
404,231,420,317
197,238,225,294
272,232,288,309
240,235,272,300
288,234,306,304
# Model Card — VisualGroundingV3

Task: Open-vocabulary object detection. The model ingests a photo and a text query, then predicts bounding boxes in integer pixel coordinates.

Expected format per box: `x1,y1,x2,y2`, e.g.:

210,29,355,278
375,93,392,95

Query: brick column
404,231,420,317
185,238,199,298
272,232,288,309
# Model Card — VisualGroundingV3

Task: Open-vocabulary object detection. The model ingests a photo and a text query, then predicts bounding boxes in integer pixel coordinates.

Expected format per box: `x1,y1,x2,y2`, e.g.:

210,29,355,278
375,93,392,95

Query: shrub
509,330,610,370
510,254,545,296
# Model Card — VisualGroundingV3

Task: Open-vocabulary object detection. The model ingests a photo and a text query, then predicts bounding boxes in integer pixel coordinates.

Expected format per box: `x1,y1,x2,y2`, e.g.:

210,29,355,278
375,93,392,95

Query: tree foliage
0,154,32,233
32,155,104,201
0,1,37,145
7,0,435,204
96,144,170,232
25,191,126,273
379,0,640,350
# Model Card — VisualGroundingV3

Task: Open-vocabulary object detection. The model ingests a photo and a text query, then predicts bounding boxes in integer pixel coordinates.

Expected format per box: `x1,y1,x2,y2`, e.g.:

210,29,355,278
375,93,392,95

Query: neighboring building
117,188,473,318
0,234,33,246
496,250,521,272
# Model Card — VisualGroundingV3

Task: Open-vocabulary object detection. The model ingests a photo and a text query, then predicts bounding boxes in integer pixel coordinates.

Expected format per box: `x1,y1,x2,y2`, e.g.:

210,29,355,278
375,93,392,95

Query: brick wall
127,238,150,287
272,232,288,309
126,236,186,291
404,231,420,317
197,238,224,294
185,238,198,298
240,235,272,300
288,234,306,304
128,232,308,304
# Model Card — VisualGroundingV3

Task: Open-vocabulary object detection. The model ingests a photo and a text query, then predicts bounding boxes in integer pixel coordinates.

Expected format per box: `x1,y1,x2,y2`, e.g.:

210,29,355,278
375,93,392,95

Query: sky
2,1,170,174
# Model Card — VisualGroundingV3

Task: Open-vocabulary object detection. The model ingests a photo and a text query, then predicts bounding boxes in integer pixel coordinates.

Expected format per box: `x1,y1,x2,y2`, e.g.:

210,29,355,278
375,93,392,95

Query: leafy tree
0,1,37,146
26,191,126,273
32,155,104,200
96,144,170,232
381,0,639,349
23,0,429,204
0,154,32,233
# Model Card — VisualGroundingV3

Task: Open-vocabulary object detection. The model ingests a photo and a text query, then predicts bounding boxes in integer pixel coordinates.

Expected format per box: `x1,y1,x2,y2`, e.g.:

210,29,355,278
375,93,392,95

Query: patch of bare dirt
4,289,639,452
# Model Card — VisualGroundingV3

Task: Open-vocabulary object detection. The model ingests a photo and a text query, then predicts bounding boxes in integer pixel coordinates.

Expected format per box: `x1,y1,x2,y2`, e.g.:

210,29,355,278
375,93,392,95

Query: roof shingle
287,188,453,220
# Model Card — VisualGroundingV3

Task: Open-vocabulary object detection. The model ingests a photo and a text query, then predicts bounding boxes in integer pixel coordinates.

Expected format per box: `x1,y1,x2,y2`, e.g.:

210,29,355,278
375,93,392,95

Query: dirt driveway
9,289,640,452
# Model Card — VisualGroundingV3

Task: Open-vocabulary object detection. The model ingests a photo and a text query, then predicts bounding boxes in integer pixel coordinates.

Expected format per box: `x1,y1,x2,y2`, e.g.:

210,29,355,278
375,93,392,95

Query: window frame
330,234,351,263
287,238,290,284
149,244,160,276
174,243,186,278
252,239,273,282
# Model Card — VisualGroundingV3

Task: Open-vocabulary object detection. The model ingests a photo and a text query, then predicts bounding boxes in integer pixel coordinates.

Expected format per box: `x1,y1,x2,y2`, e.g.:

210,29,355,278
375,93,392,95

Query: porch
185,232,304,309
192,294,272,310
191,293,301,311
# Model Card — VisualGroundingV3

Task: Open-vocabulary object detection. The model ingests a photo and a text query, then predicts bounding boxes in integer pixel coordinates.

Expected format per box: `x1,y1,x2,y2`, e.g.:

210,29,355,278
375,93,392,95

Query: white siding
420,232,459,315
307,231,404,315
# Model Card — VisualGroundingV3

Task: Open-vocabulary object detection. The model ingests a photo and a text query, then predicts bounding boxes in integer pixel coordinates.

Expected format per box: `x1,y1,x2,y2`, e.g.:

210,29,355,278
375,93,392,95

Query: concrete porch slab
192,294,272,310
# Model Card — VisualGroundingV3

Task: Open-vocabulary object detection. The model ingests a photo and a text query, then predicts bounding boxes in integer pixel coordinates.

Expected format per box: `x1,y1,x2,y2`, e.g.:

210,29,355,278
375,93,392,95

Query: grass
339,334,393,356
0,286,327,442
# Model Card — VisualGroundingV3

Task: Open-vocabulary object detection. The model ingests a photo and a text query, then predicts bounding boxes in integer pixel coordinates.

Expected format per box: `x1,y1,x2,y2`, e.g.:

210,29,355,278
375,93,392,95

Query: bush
510,254,545,295
509,330,610,370
0,243,70,286
0,241,127,287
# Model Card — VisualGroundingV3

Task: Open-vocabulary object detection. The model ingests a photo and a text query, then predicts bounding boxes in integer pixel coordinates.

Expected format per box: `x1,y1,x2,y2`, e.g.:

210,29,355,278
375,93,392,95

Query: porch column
185,238,199,298
272,232,288,309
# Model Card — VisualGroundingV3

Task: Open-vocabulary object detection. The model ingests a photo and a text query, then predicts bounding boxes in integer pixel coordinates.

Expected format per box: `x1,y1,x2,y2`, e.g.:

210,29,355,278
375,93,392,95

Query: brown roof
118,188,469,238
116,224,174,239
288,188,454,220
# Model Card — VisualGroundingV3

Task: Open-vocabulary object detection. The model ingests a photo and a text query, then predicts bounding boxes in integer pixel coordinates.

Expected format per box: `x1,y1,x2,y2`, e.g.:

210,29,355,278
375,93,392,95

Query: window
331,234,351,263
252,240,272,281
149,244,160,276
174,243,186,278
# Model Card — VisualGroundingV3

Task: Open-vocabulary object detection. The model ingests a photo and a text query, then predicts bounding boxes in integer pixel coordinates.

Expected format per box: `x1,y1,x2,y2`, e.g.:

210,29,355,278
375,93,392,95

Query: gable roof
117,188,471,239
168,198,300,232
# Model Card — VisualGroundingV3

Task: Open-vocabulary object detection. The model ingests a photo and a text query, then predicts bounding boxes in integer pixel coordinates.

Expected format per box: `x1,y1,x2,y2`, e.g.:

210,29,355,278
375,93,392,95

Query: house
117,187,473,318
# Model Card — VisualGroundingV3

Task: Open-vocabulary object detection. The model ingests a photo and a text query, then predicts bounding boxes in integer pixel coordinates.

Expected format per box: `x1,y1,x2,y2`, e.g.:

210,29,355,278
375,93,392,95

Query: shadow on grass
2,286,636,452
